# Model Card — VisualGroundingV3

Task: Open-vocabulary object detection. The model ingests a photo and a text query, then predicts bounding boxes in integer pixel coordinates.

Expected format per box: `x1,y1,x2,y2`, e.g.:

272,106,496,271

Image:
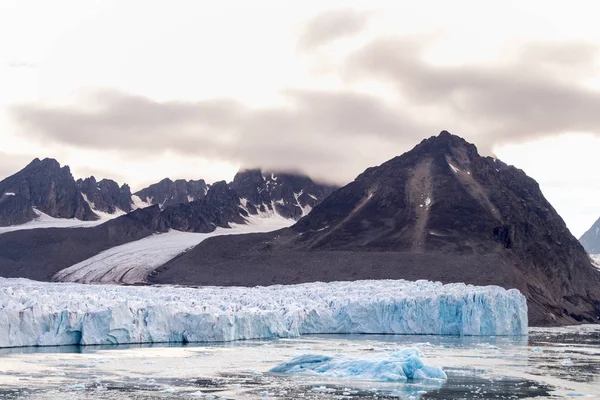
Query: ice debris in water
270,348,447,381
0,278,527,348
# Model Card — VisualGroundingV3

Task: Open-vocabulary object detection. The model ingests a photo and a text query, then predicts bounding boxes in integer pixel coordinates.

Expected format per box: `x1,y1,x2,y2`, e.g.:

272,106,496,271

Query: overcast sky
1,0,600,237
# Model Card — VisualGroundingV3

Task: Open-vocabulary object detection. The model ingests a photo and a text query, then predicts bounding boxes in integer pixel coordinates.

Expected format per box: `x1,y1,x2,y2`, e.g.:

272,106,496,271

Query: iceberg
270,348,447,381
0,278,527,348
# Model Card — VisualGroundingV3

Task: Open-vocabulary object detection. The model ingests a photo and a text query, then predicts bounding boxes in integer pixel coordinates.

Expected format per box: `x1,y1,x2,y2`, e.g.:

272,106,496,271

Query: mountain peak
414,130,478,155
24,157,62,171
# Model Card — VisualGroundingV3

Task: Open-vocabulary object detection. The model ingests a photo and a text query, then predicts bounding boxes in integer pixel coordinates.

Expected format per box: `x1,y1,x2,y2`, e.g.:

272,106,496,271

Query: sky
1,0,600,237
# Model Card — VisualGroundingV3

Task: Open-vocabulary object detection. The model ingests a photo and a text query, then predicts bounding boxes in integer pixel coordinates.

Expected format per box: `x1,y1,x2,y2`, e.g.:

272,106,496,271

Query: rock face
152,131,600,326
134,171,337,220
231,169,337,220
77,176,133,214
0,158,97,226
580,218,600,254
134,178,209,208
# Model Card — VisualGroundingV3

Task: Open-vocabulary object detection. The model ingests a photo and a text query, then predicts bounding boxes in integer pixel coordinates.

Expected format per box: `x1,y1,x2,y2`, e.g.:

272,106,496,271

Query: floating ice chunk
476,343,499,350
311,386,336,393
270,348,447,382
0,278,527,348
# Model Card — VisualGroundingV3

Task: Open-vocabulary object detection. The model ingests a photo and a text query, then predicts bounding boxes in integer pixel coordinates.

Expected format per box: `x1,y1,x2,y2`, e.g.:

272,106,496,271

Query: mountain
0,167,336,282
231,169,337,220
133,170,338,219
0,156,337,229
0,158,97,226
133,178,209,208
77,176,134,214
580,218,600,254
150,131,600,326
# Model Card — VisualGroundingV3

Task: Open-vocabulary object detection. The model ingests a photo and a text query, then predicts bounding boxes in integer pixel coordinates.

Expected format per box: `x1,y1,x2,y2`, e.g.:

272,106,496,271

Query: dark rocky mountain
0,170,335,280
0,156,336,227
133,170,337,219
134,178,209,208
580,218,600,254
151,131,600,326
231,169,337,220
0,158,97,226
0,158,140,226
77,176,134,214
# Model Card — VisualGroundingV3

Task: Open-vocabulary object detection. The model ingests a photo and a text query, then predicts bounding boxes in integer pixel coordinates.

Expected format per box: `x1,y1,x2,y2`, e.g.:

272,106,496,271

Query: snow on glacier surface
0,279,527,348
53,213,295,284
0,208,113,235
270,348,447,381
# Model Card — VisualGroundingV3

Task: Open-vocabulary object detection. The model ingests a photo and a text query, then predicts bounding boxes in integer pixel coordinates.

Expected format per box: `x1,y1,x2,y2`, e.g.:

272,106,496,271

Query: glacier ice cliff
270,348,447,381
0,278,527,348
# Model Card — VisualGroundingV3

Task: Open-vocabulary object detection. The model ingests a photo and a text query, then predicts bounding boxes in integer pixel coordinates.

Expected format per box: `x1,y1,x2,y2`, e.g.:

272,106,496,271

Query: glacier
0,279,527,348
270,348,447,381
53,213,294,284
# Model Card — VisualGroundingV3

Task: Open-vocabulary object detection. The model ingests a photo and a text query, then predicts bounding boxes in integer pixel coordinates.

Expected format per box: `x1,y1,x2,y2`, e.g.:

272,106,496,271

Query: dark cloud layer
7,11,600,185
348,38,600,152
10,89,429,184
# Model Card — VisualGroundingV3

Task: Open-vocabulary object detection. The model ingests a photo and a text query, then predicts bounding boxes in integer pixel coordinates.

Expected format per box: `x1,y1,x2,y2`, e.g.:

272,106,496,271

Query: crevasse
0,278,527,348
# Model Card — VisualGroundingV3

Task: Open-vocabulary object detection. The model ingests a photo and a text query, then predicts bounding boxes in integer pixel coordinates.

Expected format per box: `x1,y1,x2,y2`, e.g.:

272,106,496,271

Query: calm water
0,325,598,399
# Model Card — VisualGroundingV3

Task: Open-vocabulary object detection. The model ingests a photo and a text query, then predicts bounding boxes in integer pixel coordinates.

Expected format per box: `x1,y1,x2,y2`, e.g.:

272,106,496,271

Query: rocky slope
580,218,600,254
151,131,600,326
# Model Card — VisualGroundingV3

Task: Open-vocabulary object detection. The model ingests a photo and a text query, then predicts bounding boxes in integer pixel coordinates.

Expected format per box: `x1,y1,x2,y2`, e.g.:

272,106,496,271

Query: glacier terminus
0,278,527,348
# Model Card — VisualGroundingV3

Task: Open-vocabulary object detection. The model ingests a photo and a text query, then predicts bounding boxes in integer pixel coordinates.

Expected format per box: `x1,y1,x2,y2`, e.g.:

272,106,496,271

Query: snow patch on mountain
0,208,112,235
0,279,527,348
54,213,295,284
448,162,460,173
131,195,153,210
81,193,126,220
591,254,600,270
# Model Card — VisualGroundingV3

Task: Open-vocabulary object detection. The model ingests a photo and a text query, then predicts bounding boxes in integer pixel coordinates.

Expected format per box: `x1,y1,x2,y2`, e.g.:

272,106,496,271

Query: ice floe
270,348,447,381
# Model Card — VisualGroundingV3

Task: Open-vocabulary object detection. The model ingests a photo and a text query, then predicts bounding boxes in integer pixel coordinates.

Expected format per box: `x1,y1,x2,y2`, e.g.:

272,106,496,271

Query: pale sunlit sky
1,0,600,236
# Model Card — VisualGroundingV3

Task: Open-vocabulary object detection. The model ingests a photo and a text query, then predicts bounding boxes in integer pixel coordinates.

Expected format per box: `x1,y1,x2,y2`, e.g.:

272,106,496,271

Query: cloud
10,89,431,184
8,28,600,186
347,38,600,152
297,9,370,51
